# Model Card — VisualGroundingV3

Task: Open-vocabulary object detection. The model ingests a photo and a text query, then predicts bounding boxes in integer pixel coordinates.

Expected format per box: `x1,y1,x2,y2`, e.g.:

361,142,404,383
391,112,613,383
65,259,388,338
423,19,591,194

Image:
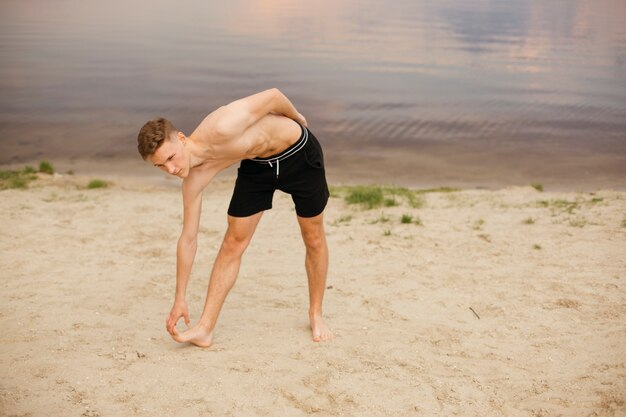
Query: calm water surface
1,0,625,186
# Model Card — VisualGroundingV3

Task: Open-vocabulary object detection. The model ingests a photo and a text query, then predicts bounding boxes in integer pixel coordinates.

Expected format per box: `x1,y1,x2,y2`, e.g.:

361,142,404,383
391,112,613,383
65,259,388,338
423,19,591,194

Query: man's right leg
172,212,263,347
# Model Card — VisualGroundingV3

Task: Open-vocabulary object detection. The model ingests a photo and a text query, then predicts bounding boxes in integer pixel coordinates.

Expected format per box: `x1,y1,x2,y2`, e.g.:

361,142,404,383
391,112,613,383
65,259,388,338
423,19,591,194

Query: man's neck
186,134,211,168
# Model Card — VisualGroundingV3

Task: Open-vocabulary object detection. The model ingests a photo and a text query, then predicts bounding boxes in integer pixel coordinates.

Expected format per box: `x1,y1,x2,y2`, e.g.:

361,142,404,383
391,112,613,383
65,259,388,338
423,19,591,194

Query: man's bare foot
310,314,333,342
171,323,214,348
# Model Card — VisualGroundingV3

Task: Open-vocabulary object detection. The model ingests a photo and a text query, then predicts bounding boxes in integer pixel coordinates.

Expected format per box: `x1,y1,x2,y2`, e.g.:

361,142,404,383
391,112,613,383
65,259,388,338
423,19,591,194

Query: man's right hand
166,299,190,335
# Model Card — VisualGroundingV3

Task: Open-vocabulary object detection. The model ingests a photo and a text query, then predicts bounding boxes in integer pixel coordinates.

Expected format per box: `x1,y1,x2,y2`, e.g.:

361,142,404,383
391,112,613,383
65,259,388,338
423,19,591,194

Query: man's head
137,117,190,178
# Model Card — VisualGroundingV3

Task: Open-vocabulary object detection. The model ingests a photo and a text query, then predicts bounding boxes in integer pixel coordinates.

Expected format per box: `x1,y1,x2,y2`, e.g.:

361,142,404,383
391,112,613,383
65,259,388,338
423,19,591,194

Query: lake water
1,0,625,188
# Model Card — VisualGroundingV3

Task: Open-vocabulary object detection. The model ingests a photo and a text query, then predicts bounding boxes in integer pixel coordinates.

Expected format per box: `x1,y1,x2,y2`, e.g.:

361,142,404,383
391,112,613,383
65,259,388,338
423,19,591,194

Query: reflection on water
0,0,625,185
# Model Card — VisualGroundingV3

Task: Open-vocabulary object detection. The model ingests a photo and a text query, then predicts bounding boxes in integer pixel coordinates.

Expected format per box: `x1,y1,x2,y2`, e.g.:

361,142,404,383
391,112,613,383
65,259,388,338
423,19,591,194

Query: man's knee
221,213,262,256
301,228,326,253
221,228,252,257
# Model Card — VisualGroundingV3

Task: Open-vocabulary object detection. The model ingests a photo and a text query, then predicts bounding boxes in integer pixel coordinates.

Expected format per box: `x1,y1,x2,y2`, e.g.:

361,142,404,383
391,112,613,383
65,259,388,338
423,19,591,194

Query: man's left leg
297,212,333,342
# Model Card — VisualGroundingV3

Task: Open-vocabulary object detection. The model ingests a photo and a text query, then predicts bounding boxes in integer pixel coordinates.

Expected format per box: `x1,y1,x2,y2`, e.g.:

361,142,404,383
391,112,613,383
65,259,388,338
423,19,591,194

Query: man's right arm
175,188,202,301
166,177,206,335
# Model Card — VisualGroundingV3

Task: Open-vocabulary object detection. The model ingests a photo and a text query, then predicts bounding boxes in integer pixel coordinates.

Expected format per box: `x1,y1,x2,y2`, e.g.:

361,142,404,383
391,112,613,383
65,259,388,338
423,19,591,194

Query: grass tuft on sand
345,186,384,209
1,165,41,190
38,160,54,175
536,196,605,227
401,214,413,224
537,199,578,212
531,183,544,192
87,179,109,189
332,184,458,210
400,214,423,226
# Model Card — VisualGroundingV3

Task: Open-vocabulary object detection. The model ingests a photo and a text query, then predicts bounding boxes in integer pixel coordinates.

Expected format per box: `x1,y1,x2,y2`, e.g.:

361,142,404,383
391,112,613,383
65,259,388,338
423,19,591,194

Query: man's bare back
194,110,304,160
137,88,333,347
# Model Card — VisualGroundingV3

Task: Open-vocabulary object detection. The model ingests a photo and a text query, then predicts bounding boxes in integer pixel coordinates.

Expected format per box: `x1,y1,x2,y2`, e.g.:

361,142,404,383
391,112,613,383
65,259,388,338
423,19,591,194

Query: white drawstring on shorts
267,159,280,177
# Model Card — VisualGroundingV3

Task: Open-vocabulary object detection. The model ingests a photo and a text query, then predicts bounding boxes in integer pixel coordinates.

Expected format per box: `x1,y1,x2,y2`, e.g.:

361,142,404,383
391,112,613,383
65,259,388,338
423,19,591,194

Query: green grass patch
530,183,543,192
383,229,391,236
383,186,425,208
384,198,398,207
87,179,108,189
523,217,535,225
401,214,413,224
533,244,542,250
552,199,581,213
345,186,384,209
400,214,424,226
537,196,604,218
332,184,433,209
0,166,39,190
0,170,15,180
537,199,581,215
38,160,54,174
9,176,28,189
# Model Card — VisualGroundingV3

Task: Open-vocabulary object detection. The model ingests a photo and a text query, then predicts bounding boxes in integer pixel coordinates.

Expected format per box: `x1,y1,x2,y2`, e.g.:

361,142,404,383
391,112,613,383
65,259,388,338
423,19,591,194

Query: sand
0,172,625,417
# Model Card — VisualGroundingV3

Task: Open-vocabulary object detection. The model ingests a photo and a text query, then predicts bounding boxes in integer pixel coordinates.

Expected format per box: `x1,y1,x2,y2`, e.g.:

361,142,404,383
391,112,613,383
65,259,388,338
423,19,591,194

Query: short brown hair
137,117,178,160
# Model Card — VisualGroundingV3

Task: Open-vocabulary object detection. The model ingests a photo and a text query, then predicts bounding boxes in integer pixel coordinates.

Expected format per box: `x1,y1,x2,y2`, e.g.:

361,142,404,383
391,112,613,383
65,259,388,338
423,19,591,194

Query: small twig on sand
469,307,481,319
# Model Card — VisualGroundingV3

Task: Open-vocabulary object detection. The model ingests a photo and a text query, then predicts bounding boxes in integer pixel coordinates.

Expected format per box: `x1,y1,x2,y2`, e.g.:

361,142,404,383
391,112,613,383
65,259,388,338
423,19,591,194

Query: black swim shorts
227,123,330,218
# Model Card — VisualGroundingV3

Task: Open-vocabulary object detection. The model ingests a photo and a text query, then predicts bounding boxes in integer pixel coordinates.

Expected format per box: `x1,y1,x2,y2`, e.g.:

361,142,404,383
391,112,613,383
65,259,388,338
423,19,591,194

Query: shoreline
2,147,625,192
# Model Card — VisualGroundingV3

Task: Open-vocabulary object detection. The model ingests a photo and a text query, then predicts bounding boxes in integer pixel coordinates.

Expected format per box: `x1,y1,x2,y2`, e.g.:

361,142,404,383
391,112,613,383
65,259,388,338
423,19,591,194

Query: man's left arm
266,88,307,126
216,88,307,136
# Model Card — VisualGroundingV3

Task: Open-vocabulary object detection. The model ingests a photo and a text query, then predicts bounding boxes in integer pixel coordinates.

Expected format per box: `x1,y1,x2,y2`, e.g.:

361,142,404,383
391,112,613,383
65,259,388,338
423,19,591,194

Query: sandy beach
1,170,625,417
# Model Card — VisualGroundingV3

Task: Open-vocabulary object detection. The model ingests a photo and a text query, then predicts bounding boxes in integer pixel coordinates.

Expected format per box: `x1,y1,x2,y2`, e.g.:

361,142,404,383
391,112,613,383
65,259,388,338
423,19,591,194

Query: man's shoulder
181,163,221,201
193,109,221,136
193,106,235,144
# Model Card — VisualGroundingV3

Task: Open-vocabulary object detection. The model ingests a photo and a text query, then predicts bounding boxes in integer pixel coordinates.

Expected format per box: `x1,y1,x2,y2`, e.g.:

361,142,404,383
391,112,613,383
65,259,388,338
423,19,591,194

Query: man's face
148,133,190,178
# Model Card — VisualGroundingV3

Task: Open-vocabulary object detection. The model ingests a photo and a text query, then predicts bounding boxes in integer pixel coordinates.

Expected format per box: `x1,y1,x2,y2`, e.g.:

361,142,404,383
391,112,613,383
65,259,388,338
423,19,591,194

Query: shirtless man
137,88,333,347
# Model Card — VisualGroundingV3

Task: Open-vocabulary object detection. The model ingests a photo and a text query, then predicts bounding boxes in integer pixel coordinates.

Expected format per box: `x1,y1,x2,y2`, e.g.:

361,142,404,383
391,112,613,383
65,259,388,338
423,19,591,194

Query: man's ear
178,131,186,144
